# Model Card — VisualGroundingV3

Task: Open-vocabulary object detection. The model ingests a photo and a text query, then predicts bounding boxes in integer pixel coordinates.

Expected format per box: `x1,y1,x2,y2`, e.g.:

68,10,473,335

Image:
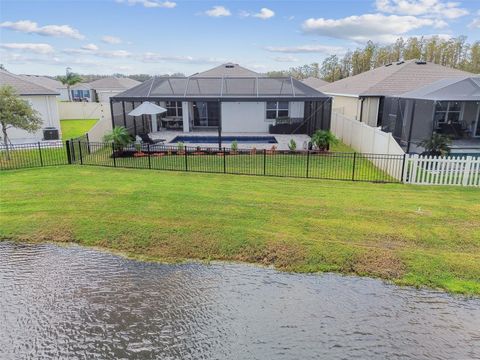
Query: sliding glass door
193,102,220,128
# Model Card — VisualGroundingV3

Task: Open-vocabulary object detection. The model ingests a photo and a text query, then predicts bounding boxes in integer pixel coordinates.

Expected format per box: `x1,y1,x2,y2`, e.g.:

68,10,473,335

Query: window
72,90,90,99
434,101,462,124
266,101,289,120
166,101,183,117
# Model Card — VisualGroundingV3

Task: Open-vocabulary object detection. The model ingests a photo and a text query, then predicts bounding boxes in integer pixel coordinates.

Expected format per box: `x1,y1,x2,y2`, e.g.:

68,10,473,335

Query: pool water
170,135,278,144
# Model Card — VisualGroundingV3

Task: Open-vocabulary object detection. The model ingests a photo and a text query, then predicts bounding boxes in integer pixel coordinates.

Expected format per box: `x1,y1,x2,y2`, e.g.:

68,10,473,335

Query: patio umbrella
128,101,167,132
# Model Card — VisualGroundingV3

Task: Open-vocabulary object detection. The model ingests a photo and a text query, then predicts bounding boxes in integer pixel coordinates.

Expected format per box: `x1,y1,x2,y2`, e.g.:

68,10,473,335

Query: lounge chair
139,133,165,144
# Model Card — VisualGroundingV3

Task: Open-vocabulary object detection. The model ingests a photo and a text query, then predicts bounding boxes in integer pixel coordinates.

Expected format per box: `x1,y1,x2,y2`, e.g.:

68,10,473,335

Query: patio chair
139,133,165,145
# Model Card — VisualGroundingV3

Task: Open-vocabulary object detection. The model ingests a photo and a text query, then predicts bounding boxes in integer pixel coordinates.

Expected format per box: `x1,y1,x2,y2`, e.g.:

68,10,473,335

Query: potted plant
311,130,338,152
288,139,297,152
194,145,205,155
250,146,257,155
266,145,277,155
230,140,238,155
419,133,451,156
103,126,133,156
177,141,185,155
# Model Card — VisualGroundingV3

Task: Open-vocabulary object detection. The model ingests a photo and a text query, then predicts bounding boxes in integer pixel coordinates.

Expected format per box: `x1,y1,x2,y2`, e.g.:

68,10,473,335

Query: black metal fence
0,140,405,183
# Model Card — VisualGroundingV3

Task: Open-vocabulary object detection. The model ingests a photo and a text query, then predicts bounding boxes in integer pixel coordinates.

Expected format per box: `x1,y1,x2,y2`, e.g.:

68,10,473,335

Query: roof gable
191,63,260,78
88,76,141,90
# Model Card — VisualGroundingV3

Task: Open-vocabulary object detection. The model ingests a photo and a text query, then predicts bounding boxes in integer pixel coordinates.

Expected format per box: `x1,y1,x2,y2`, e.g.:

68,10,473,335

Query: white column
151,114,157,133
182,101,190,133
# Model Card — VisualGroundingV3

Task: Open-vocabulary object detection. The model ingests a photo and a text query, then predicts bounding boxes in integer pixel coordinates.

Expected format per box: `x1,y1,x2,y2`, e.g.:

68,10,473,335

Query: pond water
0,242,479,360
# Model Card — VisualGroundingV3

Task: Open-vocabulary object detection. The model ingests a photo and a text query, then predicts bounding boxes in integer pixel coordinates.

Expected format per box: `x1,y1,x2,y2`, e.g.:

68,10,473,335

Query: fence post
65,140,72,164
400,153,406,183
223,147,226,173
85,133,91,154
70,138,76,162
352,152,356,181
263,149,266,176
112,143,116,167
184,147,188,172
462,156,472,186
78,140,83,165
410,154,419,184
37,142,44,167
147,143,151,169
306,150,310,178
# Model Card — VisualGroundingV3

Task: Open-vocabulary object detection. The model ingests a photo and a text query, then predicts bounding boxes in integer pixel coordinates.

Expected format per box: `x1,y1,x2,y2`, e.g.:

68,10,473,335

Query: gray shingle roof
18,75,65,90
301,77,329,89
0,69,59,95
113,76,328,101
399,76,480,101
191,63,260,78
88,76,141,90
320,60,472,97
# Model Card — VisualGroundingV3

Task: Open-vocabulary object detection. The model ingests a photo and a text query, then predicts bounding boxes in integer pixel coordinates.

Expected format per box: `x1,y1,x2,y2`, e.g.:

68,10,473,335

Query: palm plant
419,133,451,156
103,127,133,153
58,71,83,101
311,130,338,151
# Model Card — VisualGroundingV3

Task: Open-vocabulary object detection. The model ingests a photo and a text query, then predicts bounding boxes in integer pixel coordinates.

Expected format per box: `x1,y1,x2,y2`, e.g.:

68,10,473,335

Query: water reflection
0,242,479,359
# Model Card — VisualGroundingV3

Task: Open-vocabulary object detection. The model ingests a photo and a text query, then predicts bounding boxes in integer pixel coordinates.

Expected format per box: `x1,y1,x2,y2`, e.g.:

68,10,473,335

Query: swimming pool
170,135,278,144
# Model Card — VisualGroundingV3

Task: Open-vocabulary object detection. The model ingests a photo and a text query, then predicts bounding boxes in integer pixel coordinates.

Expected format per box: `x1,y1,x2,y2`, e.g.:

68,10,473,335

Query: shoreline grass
0,166,479,295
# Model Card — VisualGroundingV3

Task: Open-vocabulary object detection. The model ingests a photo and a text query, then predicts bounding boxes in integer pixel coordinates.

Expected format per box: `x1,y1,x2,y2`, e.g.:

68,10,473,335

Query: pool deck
149,131,311,151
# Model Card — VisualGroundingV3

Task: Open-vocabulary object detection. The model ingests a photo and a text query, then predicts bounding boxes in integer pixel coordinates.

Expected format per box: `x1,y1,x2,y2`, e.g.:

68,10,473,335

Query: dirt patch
260,241,307,269
353,249,405,279
21,227,76,243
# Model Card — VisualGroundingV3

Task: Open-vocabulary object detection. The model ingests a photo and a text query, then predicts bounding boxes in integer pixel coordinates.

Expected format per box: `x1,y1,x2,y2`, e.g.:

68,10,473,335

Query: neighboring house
301,77,329,89
320,60,472,128
190,63,260,77
70,82,94,102
111,69,331,136
0,69,61,143
88,76,141,102
18,75,69,101
383,76,480,154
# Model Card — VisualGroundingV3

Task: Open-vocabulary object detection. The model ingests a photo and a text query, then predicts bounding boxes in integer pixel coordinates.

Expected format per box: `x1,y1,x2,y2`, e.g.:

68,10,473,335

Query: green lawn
60,119,98,140
0,166,479,295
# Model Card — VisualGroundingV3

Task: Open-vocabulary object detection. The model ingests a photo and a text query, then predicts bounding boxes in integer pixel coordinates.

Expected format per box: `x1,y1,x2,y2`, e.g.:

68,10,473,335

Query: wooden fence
404,155,480,186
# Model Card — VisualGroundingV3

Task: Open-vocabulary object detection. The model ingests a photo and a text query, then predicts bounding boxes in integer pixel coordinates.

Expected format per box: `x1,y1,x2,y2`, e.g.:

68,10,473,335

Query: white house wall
96,90,124,102
221,102,270,132
3,95,61,143
330,95,360,120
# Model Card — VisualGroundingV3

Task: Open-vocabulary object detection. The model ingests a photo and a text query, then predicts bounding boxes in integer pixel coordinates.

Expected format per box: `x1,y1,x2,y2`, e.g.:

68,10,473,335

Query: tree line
267,36,480,82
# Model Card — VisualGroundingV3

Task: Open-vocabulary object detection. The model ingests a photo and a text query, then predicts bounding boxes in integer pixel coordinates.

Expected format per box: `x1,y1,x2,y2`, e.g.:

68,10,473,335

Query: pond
0,242,479,360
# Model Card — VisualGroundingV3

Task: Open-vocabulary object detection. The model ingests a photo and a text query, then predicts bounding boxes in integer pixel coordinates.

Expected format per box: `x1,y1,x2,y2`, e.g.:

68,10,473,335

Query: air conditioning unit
43,127,59,140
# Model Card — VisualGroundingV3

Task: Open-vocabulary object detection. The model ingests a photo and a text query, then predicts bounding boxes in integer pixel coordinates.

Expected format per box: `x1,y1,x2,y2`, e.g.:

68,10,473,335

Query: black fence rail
0,140,404,183
70,141,404,183
0,142,68,170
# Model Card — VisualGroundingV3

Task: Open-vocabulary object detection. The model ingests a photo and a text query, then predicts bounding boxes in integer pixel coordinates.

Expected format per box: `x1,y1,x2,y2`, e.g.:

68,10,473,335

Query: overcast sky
1,0,479,76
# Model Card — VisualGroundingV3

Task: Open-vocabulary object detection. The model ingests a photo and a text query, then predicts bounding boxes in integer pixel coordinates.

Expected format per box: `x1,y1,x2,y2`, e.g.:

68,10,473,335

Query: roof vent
396,60,405,65
385,63,393,67
225,64,235,69
415,60,427,65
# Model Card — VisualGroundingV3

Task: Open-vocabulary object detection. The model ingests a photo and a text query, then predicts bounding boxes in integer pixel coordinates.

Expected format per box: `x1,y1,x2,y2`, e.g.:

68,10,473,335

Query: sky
0,0,479,76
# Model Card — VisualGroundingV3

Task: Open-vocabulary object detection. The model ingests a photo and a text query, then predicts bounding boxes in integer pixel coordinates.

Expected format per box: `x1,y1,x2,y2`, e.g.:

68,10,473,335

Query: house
69,76,141,102
382,76,480,154
18,75,69,101
301,77,329,89
87,76,141,102
0,69,61,143
320,60,472,128
110,68,331,138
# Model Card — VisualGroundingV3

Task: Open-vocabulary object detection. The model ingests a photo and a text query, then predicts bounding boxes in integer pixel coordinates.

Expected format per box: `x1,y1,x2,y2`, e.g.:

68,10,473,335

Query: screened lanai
381,76,480,153
110,76,331,137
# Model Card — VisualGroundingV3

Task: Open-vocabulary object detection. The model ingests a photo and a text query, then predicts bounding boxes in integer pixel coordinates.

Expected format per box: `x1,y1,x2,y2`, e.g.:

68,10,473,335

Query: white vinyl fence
404,155,480,186
330,112,405,180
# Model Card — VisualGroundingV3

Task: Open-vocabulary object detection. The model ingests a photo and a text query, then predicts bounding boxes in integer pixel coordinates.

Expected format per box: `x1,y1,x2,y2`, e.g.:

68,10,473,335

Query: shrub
103,127,133,152
177,142,185,152
288,139,297,151
231,140,238,152
311,130,338,151
420,133,451,156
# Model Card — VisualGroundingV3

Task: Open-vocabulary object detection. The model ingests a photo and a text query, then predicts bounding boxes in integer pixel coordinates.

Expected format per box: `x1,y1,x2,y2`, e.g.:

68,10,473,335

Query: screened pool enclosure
110,76,331,137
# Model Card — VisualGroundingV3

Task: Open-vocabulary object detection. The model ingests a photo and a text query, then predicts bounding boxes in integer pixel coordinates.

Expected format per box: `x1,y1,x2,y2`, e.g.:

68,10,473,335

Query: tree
420,133,451,156
58,70,83,101
0,86,42,159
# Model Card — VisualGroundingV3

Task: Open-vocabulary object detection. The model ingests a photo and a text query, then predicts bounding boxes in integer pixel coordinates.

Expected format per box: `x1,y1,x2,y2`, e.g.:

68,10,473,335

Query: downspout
359,97,365,122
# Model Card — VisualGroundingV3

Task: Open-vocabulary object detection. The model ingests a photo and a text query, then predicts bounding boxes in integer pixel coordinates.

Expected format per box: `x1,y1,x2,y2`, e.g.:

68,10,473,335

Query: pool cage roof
112,76,329,102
